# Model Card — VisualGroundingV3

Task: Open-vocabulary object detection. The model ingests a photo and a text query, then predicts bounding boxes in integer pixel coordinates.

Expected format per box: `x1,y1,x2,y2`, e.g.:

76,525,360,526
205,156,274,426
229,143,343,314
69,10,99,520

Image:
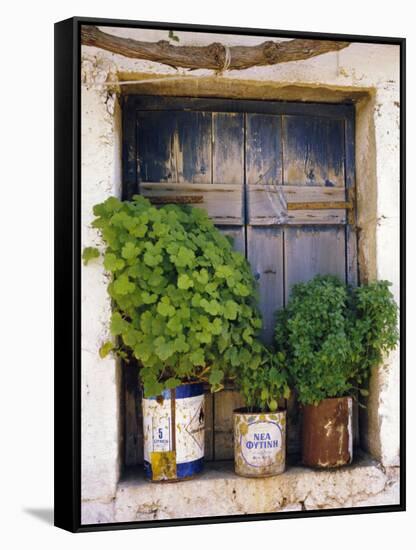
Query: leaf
143,379,164,398
215,265,233,279
168,30,180,42
190,349,205,366
173,336,189,353
200,298,222,316
157,301,175,317
211,318,223,335
242,327,253,344
261,388,269,401
110,312,126,336
82,247,100,265
122,328,137,347
177,273,194,290
103,252,125,272
121,242,140,260
165,377,181,389
194,269,209,285
154,337,175,361
134,341,152,362
191,293,202,307
143,250,163,267
148,272,165,288
208,369,224,386
235,283,250,297
268,399,278,411
167,315,183,333
113,275,135,296
172,246,195,268
131,223,147,238
196,331,212,344
224,300,238,320
141,291,158,304
99,341,114,358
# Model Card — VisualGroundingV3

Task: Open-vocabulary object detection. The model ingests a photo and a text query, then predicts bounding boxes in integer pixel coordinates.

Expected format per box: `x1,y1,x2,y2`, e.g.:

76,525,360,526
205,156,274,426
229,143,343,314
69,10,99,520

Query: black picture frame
54,16,406,533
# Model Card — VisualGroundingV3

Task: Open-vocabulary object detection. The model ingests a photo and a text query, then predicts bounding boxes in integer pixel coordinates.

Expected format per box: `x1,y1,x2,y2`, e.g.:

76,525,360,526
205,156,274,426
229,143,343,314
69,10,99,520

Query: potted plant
233,346,290,477
275,275,399,468
83,195,262,481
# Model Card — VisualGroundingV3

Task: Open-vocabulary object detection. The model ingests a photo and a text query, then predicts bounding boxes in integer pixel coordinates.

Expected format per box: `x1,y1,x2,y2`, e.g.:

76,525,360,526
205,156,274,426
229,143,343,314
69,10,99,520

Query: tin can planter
234,408,286,477
302,396,353,468
142,382,205,482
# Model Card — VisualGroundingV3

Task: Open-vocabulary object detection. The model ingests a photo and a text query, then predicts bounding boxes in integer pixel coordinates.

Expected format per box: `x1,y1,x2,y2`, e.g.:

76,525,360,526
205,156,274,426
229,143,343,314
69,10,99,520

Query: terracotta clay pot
234,408,286,477
302,396,353,468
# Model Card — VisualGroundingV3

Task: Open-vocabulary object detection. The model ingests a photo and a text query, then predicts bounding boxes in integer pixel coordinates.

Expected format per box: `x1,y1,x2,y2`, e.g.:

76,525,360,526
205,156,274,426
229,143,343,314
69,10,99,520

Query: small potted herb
83,195,262,481
233,346,290,477
275,275,399,468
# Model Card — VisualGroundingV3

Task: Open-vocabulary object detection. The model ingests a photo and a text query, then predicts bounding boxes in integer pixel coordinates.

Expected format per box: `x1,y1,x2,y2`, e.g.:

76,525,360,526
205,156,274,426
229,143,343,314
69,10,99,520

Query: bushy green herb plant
275,275,399,405
83,195,263,397
235,345,290,412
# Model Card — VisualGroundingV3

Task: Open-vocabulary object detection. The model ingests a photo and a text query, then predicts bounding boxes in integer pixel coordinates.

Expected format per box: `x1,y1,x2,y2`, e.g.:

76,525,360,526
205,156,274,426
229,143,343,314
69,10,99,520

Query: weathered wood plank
284,226,347,298
216,225,246,255
246,113,282,185
127,96,355,119
283,226,346,455
345,114,358,286
247,185,347,225
124,363,143,466
213,224,246,460
213,113,244,185
136,111,212,184
282,115,345,187
286,209,346,225
247,226,284,344
213,389,245,460
122,100,138,200
136,111,174,183
178,112,212,184
140,182,244,225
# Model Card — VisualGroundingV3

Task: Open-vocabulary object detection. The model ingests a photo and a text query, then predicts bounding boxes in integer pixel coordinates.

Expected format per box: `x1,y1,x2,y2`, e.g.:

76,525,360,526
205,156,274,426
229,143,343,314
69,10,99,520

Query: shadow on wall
24,508,54,525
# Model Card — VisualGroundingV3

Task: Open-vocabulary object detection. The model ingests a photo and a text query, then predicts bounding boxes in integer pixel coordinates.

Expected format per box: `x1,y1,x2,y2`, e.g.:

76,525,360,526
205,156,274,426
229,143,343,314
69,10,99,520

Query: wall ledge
100,453,399,524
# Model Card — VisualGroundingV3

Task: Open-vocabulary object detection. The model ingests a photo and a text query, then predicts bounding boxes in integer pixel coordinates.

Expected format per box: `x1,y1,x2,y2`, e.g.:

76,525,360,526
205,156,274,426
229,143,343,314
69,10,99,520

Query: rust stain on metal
302,396,353,468
149,195,204,204
347,187,356,226
150,451,177,480
287,201,353,210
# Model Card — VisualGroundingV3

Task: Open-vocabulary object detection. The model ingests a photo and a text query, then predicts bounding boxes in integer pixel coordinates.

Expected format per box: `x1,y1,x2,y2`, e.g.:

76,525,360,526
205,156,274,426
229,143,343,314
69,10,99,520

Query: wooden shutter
122,96,357,464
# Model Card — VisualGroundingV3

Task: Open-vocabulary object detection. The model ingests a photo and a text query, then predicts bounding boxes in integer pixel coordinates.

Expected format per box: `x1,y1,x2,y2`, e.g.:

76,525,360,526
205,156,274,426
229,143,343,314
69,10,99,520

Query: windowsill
115,452,399,522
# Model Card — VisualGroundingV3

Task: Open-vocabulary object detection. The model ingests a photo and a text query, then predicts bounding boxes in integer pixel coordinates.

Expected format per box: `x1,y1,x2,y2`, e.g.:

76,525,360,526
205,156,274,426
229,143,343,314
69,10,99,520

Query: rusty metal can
302,396,353,468
234,408,286,477
142,382,205,481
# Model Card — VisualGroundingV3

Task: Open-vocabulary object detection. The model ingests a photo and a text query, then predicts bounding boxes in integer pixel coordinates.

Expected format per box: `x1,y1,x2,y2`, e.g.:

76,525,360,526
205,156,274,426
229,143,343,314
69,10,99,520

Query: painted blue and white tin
142,382,205,481
234,408,286,477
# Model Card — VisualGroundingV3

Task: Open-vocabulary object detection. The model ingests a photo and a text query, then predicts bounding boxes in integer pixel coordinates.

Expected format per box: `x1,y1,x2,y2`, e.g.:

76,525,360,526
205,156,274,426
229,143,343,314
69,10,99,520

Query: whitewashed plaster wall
80,28,401,521
81,71,123,522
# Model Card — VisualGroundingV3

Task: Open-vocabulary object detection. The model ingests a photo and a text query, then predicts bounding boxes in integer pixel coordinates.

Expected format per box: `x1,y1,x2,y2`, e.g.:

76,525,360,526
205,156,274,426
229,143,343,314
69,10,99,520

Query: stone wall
80,28,401,523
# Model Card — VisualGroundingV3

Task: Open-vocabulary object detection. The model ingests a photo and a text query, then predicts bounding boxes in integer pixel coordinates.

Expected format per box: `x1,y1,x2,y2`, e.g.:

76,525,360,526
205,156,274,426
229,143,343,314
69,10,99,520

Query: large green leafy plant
83,195,263,397
235,345,290,412
275,275,399,405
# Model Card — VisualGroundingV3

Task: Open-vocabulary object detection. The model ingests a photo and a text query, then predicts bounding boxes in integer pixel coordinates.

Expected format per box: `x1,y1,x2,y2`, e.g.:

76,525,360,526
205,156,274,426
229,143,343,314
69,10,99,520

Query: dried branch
81,25,350,71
